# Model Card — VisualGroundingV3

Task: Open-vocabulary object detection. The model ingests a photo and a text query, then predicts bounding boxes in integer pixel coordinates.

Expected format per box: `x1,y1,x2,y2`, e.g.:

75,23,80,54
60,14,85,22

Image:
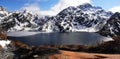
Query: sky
0,0,120,16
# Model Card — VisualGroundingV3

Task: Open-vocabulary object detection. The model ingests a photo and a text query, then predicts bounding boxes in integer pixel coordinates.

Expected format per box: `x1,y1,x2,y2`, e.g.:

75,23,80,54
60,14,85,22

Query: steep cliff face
99,12,120,41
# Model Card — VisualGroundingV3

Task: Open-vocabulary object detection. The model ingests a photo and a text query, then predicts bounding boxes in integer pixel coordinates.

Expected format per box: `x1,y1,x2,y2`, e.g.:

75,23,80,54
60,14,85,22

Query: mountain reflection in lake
7,32,113,46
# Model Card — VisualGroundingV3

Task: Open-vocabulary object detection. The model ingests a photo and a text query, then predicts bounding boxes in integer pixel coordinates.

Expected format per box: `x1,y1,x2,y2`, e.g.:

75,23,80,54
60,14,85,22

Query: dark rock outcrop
99,12,120,41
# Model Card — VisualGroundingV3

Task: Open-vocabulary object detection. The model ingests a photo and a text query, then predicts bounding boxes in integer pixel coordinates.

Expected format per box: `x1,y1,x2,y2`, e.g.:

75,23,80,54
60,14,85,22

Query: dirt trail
49,50,120,59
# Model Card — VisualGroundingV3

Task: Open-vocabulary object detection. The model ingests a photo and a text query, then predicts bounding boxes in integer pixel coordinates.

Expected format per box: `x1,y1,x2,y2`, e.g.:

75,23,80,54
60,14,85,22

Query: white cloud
109,6,120,13
51,0,91,14
21,4,42,16
21,3,56,16
17,0,47,2
21,0,90,16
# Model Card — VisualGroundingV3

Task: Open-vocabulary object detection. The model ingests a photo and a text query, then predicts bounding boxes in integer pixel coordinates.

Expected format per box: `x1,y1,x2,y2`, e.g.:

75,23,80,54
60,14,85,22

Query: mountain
0,8,39,31
0,6,8,17
42,3,112,32
98,12,120,40
0,3,113,32
0,6,51,32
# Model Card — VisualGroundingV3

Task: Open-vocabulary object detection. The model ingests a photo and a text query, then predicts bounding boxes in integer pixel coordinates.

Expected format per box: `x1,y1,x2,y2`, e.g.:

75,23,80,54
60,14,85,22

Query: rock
0,32,7,40
9,40,30,49
12,45,60,59
88,41,120,54
0,45,3,51
99,12,120,39
112,36,120,42
0,45,14,59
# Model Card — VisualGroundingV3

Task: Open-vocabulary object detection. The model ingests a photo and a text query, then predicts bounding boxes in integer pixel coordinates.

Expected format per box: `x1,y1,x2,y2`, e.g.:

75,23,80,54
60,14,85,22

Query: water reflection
7,32,113,46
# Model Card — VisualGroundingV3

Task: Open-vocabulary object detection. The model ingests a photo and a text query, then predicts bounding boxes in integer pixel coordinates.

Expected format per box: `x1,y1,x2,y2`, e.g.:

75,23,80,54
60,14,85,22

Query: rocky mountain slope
42,3,112,32
98,12,120,40
0,9,39,31
0,3,113,32
2,3,120,40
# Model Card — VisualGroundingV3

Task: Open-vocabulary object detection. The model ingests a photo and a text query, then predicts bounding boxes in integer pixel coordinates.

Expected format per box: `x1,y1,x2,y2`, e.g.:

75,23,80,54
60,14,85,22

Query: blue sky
92,0,120,11
0,0,120,15
0,0,59,11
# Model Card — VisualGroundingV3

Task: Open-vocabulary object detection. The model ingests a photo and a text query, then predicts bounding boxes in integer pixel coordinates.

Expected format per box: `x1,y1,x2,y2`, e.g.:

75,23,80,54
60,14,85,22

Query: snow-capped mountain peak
0,8,39,32
0,6,9,17
0,4,113,33
99,12,120,37
42,3,112,32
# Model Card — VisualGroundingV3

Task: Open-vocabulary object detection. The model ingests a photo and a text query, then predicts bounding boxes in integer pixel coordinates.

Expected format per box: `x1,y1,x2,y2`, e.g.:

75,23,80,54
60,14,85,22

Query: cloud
109,6,120,13
21,4,55,16
17,0,48,2
51,0,91,14
21,4,42,16
21,0,90,16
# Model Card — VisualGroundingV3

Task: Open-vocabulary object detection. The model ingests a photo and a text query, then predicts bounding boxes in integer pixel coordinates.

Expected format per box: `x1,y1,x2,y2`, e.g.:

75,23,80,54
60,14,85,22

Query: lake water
7,32,113,46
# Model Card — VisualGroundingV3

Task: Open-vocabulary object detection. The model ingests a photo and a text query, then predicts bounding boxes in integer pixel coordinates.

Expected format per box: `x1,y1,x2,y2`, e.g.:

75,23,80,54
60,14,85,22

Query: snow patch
0,40,11,48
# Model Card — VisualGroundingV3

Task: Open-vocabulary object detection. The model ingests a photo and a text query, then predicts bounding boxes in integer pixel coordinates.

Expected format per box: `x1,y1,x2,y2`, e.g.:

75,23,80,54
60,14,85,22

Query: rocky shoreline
0,40,120,59
0,31,120,59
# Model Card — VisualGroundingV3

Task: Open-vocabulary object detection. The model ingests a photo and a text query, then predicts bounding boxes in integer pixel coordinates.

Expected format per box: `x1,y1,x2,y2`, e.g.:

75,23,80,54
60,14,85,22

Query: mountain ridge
1,3,120,38
99,12,120,37
42,3,112,32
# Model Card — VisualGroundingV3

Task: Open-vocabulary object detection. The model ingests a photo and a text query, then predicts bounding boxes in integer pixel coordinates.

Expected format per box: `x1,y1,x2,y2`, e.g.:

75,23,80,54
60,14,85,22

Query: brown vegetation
112,35,120,42
0,32,7,40
0,27,7,40
9,40,30,49
86,41,120,54
5,40,120,59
